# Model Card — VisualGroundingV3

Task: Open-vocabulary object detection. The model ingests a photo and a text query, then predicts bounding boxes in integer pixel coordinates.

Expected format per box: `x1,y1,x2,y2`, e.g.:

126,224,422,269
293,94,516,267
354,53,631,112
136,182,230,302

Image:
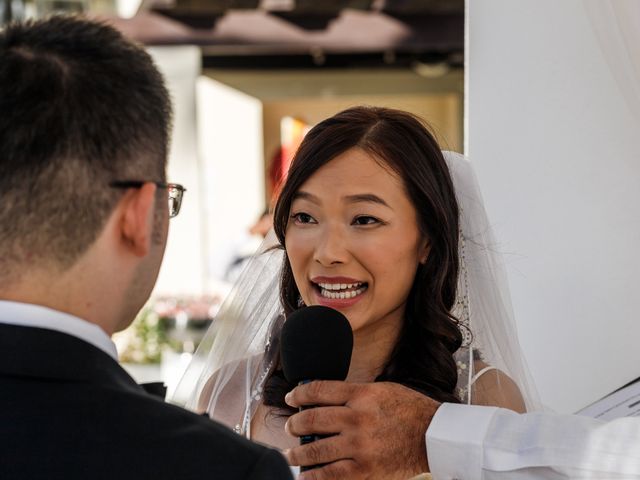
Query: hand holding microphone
281,308,439,479
280,306,353,469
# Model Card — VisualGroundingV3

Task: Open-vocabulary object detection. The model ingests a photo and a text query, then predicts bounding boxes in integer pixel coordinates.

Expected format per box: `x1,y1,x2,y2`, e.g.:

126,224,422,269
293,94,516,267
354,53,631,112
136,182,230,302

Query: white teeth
318,282,363,291
319,286,367,300
315,281,367,300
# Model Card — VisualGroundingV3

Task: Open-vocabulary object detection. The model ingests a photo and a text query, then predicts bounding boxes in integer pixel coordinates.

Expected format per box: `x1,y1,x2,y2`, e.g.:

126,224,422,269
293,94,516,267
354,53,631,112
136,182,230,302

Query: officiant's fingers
285,380,358,408
285,406,355,437
284,435,353,469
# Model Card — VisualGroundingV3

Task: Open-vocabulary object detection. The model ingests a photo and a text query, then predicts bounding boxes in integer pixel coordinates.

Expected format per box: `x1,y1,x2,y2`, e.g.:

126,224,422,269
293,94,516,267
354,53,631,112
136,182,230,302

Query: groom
0,16,290,480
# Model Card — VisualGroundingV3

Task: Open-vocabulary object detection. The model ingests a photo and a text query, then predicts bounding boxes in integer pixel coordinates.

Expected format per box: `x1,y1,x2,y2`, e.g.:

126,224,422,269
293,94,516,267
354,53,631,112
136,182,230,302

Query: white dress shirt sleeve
426,403,640,479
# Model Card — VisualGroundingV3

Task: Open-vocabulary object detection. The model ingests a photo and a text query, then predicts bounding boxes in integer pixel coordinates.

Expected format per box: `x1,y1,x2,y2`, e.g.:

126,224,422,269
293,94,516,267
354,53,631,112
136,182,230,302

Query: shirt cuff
426,403,500,480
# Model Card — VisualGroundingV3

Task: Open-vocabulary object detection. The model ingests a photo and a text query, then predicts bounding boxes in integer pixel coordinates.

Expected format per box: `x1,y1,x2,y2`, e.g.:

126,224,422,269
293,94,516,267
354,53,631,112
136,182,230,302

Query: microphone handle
298,380,329,472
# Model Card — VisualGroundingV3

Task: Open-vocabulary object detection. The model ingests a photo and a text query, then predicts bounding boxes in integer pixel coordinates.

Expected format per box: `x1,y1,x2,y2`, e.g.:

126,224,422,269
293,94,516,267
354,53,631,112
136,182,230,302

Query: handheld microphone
280,305,353,471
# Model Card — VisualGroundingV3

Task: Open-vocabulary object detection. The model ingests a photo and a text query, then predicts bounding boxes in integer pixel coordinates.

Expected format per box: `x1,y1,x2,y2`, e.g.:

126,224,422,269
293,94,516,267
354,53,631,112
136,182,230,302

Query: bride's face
285,147,429,335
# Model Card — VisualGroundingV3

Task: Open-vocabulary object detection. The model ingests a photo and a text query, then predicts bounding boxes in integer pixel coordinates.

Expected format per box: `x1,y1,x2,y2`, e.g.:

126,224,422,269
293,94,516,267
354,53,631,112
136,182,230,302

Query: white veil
170,151,541,436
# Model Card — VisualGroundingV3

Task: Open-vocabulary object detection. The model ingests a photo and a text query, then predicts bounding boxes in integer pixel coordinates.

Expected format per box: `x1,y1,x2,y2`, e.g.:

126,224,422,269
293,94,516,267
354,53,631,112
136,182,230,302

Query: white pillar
197,76,264,284
467,0,640,413
148,46,207,297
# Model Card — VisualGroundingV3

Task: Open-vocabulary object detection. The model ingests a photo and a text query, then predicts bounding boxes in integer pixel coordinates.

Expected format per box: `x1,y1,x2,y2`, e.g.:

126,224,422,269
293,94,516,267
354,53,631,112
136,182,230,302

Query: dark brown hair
264,106,463,409
0,16,171,281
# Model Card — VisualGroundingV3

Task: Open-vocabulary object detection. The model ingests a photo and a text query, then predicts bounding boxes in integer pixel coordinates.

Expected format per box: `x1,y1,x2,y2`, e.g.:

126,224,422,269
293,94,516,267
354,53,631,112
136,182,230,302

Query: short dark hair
0,16,171,280
264,106,463,409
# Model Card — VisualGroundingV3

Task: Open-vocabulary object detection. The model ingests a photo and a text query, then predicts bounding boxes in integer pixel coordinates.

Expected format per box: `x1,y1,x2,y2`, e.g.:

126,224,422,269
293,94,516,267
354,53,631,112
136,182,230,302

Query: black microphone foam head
280,305,353,384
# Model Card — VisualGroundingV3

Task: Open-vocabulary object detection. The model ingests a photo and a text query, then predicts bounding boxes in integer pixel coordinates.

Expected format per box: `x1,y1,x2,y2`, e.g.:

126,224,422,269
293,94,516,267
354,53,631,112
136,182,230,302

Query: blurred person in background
224,145,283,283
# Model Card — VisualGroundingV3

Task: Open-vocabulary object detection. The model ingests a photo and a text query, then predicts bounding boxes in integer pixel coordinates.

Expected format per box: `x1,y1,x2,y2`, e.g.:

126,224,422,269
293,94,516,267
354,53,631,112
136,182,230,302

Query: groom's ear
118,182,158,257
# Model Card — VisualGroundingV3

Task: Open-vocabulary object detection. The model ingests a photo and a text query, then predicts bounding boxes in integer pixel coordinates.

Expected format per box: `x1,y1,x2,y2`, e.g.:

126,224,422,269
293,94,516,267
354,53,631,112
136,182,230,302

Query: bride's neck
346,317,403,383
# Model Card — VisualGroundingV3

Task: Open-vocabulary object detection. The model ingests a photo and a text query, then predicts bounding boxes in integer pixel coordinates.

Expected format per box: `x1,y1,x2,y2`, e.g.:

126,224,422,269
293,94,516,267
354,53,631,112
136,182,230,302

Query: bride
171,106,539,456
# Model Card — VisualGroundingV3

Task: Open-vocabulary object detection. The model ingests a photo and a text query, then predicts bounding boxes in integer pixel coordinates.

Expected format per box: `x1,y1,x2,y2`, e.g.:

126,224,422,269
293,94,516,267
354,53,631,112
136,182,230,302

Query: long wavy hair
264,106,463,409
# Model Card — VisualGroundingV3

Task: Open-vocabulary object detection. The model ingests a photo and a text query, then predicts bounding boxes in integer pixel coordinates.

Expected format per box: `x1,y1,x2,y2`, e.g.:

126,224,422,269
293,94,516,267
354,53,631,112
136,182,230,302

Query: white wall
467,0,640,413
197,76,264,284
143,50,264,295
147,46,207,296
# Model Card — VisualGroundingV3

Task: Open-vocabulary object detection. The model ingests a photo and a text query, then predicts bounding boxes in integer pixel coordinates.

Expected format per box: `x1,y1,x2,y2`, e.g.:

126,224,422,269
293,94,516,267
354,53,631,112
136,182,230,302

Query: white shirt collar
0,300,118,360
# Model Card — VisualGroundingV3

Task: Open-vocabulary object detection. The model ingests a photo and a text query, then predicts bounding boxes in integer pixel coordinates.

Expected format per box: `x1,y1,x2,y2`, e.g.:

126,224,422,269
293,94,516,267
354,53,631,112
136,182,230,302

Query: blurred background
2,0,464,396
122,1,464,397
4,0,639,414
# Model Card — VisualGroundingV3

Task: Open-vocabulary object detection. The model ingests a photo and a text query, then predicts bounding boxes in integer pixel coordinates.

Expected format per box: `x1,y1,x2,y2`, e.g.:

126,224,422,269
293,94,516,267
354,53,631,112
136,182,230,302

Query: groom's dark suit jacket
0,323,292,480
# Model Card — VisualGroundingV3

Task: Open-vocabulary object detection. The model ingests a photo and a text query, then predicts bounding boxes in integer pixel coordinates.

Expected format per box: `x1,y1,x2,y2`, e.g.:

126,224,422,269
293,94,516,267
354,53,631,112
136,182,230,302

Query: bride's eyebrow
291,191,392,210
292,191,320,204
344,193,392,209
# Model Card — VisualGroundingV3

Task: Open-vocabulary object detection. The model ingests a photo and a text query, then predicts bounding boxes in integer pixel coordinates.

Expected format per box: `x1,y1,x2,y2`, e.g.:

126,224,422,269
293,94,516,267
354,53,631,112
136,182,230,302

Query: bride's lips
309,276,368,309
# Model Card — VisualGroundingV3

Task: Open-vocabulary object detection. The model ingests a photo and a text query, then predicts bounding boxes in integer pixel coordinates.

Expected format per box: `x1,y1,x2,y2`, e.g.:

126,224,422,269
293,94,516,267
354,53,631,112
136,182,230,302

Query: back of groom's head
0,16,172,285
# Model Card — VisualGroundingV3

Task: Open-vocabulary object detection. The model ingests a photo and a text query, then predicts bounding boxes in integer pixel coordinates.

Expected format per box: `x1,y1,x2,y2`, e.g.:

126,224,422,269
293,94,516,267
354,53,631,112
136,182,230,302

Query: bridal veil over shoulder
170,151,541,435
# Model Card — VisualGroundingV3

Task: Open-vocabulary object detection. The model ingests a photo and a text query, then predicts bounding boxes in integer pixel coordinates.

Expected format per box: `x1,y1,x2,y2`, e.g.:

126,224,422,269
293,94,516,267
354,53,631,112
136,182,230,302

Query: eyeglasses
110,181,186,218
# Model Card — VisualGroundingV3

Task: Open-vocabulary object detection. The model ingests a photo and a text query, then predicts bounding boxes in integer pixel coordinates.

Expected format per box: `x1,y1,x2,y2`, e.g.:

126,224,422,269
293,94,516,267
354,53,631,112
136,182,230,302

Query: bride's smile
311,276,368,304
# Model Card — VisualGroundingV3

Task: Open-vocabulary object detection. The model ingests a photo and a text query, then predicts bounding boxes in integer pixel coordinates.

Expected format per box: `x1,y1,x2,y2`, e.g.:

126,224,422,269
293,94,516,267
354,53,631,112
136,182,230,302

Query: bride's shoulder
197,354,263,413
470,359,526,413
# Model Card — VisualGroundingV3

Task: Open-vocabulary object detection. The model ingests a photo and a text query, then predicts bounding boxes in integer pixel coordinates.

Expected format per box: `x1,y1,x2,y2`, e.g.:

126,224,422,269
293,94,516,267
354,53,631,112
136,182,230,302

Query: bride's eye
290,212,316,225
352,215,382,226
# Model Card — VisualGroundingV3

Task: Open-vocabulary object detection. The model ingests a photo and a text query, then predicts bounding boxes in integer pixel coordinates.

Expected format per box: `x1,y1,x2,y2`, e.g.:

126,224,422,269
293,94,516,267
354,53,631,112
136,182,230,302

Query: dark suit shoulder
103,387,293,479
0,324,292,480
0,374,292,480
247,448,293,480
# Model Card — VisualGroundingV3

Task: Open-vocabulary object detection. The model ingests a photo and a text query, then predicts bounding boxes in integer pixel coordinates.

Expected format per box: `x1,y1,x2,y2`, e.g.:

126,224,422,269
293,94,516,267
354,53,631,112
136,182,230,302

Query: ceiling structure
108,0,463,69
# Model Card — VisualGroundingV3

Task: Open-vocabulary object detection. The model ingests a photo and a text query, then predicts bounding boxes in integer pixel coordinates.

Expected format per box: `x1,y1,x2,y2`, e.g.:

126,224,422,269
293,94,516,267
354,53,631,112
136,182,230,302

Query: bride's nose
313,224,349,266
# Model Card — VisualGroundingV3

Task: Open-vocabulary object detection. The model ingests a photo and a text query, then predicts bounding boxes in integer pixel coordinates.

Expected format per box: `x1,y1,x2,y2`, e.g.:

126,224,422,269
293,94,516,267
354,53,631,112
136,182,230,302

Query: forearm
426,404,640,479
